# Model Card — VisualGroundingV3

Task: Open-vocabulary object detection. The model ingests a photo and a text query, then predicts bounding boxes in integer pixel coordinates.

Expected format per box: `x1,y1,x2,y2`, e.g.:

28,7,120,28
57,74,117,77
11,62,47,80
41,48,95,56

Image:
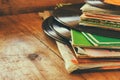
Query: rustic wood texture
0,13,120,80
0,0,84,16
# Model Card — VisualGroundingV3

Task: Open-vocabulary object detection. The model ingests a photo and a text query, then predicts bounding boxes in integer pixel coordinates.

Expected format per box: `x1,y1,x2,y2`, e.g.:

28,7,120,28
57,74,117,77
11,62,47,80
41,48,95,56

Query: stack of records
42,0,120,73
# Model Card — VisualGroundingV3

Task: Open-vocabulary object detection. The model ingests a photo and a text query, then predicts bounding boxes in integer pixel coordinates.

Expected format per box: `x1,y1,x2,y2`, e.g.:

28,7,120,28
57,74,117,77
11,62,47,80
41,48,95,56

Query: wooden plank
0,0,84,16
101,71,120,80
0,13,120,80
0,17,45,80
7,12,61,57
0,14,86,80
7,13,120,80
0,0,11,15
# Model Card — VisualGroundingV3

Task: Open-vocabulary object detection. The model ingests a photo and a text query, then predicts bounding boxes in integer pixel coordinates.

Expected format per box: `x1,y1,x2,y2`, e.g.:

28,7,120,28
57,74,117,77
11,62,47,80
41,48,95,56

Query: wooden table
0,13,120,80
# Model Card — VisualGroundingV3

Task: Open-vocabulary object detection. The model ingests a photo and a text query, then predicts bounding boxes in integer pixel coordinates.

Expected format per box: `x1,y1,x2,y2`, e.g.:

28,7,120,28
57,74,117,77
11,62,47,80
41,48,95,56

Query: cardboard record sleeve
53,3,120,38
86,0,120,11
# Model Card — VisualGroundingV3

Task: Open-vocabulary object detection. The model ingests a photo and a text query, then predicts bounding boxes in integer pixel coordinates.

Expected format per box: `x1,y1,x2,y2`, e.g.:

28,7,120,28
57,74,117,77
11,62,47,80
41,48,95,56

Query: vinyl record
47,16,71,40
42,17,69,44
53,3,84,28
86,0,120,11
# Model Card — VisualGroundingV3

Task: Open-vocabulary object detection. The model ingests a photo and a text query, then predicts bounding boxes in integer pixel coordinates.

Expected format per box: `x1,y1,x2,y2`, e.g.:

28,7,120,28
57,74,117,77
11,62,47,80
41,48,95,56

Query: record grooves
52,3,120,38
41,2,120,74
42,3,120,44
42,16,70,44
48,16,71,40
53,3,84,27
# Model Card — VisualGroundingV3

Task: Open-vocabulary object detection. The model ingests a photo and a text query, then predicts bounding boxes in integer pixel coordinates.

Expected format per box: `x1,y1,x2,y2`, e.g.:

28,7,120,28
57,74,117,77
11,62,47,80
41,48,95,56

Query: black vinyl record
53,3,84,28
42,16,69,44
52,3,120,38
86,0,120,11
47,16,71,40
53,2,120,29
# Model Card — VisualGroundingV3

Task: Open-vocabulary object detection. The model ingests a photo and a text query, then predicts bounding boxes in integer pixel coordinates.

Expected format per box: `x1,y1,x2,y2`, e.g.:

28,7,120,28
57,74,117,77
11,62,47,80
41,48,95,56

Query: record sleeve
56,41,120,73
71,29,120,49
86,0,120,11
53,3,120,38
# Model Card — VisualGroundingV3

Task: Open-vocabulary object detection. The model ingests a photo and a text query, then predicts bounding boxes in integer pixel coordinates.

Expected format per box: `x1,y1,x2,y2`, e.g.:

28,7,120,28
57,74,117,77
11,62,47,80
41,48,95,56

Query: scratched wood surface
0,13,120,80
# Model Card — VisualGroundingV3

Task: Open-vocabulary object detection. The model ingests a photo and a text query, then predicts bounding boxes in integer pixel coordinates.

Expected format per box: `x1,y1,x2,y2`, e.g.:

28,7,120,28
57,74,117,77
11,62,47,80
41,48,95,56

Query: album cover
56,41,120,73
71,29,120,49
79,3,120,31
73,46,120,58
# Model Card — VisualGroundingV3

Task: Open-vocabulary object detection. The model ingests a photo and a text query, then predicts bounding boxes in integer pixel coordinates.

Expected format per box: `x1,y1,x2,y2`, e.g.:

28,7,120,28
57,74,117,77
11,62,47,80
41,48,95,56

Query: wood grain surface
0,13,120,80
0,0,84,16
